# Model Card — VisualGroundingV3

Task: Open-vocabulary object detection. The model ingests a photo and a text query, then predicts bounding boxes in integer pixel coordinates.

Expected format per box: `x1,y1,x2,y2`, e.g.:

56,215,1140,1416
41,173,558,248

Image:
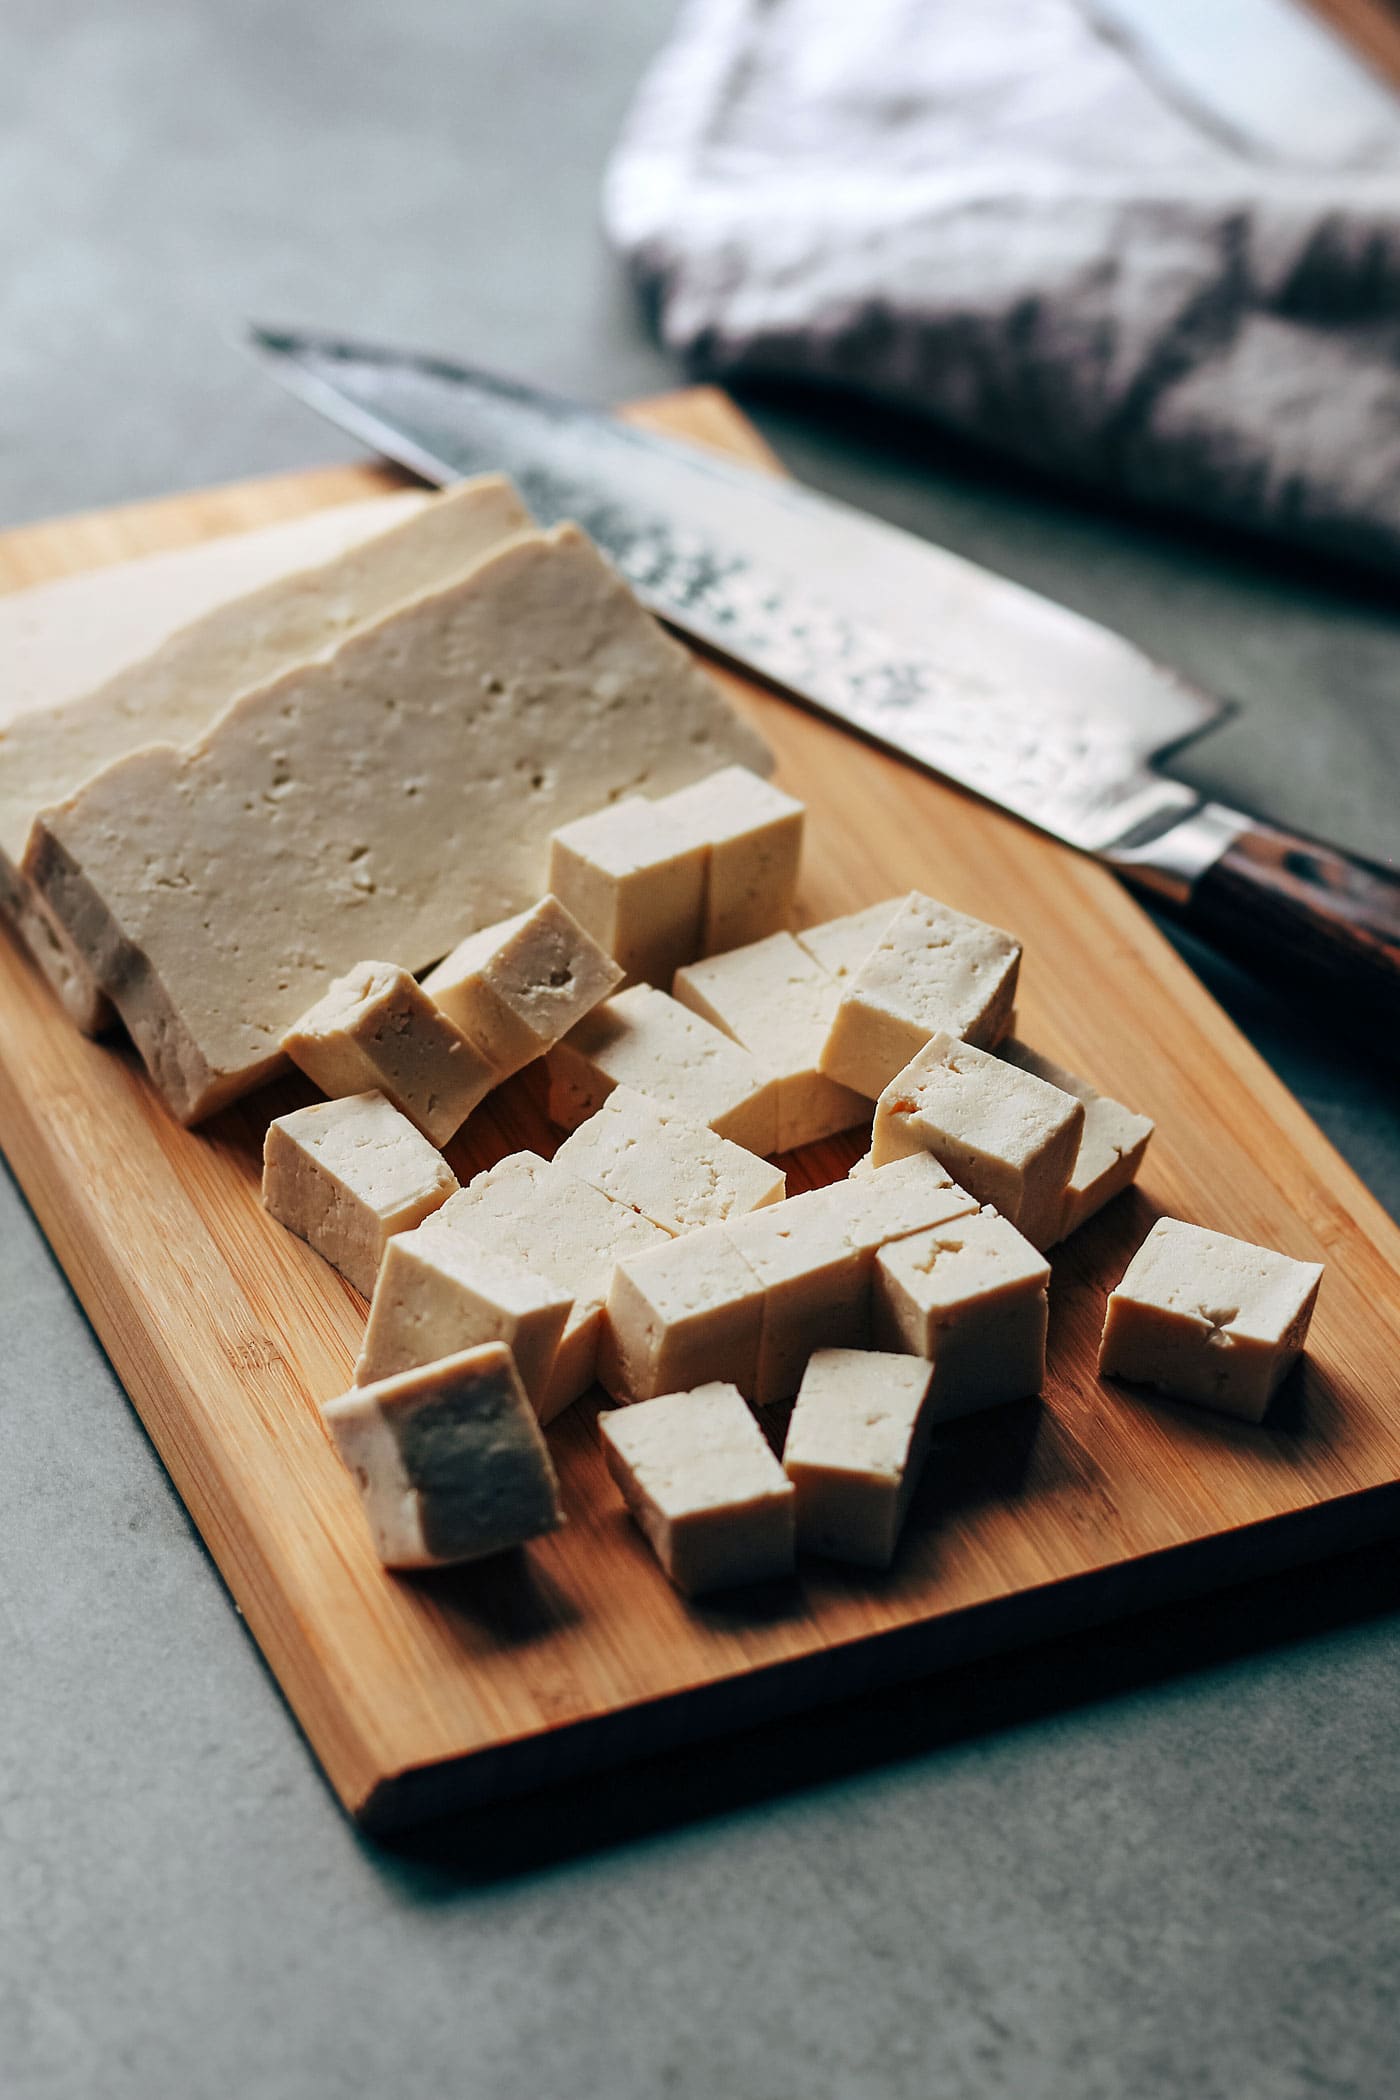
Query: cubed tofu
998,1038,1153,1240
871,1031,1084,1250
1098,1217,1323,1422
828,1150,980,1252
554,1084,785,1236
819,893,1020,1099
598,1380,795,1594
783,1348,936,1568
795,898,901,985
673,931,869,1153
874,1208,1050,1419
546,983,780,1156
601,1221,769,1403
261,1091,457,1297
323,1343,563,1570
658,765,804,953
282,960,493,1146
726,1187,874,1406
422,893,621,1077
547,794,708,988
354,1218,572,1417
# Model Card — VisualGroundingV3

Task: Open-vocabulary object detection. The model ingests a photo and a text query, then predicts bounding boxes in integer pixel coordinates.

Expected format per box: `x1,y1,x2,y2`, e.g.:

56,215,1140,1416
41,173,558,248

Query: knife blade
247,325,1400,1019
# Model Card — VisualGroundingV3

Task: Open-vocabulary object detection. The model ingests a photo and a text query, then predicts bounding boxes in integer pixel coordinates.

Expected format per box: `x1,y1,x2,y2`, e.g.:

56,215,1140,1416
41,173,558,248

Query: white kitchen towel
605,0,1400,566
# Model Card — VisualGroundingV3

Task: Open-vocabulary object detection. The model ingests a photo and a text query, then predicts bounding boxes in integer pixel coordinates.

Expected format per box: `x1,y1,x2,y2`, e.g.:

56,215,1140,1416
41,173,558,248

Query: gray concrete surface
2,4,1398,2097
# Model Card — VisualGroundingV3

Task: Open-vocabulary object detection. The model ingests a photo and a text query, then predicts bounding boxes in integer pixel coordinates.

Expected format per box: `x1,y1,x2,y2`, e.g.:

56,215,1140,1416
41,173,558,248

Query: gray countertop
2,5,1397,2097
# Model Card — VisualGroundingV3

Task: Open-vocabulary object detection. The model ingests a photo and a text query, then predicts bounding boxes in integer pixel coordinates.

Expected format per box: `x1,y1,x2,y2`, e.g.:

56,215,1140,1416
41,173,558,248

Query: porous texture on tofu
547,795,709,989
871,1031,1084,1250
658,765,804,954
998,1038,1153,1240
673,931,869,1153
783,1348,935,1568
323,1342,563,1570
554,1085,785,1236
1098,1217,1323,1422
354,1218,571,1416
546,983,779,1156
601,1222,769,1404
819,892,1020,1099
282,961,494,1147
795,899,902,986
875,1208,1050,1419
437,1150,669,1419
422,894,622,1076
598,1381,795,1594
261,1091,457,1298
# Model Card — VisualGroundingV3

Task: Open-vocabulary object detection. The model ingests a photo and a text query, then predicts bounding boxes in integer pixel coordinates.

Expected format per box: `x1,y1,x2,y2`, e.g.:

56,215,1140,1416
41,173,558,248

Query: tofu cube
819,892,1020,1099
673,932,869,1153
998,1038,1153,1240
1098,1217,1323,1422
554,1084,785,1236
282,960,494,1146
323,1343,563,1570
598,1381,795,1594
422,894,622,1077
547,794,708,988
795,898,902,985
262,1091,457,1297
871,1031,1084,1250
658,765,804,953
546,983,780,1156
601,1222,769,1403
827,1150,980,1252
875,1208,1050,1419
783,1348,936,1568
354,1219,572,1417
726,1187,874,1406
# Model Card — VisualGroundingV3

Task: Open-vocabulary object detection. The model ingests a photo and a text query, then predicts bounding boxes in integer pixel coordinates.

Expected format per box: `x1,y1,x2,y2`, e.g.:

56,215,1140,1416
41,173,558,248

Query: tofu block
437,1151,669,1418
554,1084,785,1236
1098,1217,1323,1422
819,892,1021,1099
282,961,494,1147
547,795,710,988
795,898,902,986
546,983,780,1156
422,893,621,1076
673,932,869,1153
998,1038,1154,1240
871,1031,1084,1250
726,1188,874,1406
598,1381,795,1594
29,523,770,1123
354,1219,572,1416
601,1223,769,1403
783,1349,936,1568
323,1343,563,1570
658,765,804,953
261,1091,457,1297
875,1208,1051,1419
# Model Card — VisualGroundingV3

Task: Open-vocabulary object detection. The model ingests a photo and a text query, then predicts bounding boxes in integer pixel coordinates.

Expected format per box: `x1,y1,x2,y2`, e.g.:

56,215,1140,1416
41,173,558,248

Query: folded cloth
605,0,1400,567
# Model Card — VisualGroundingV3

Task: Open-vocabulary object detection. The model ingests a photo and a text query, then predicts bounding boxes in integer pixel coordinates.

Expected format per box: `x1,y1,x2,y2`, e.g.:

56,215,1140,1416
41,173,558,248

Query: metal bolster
1105,802,1251,906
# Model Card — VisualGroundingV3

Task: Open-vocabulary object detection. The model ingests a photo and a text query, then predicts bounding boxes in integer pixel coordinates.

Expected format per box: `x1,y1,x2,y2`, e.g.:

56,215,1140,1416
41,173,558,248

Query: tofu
819,892,1021,1099
998,1038,1153,1239
323,1342,563,1570
547,795,709,988
282,961,495,1146
875,1208,1050,1418
598,1381,795,1594
673,932,869,1153
795,898,902,985
783,1349,936,1568
827,1151,979,1252
726,1188,875,1406
871,1031,1084,1250
553,1084,785,1236
422,894,621,1076
657,765,804,953
261,1091,457,1298
1098,1217,1323,1422
437,1150,670,1419
545,983,780,1156
355,1219,572,1415
601,1222,770,1404
27,523,771,1123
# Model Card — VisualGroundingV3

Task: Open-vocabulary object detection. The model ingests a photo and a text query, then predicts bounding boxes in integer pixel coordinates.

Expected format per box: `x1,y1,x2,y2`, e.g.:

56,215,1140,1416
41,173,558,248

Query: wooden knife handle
1187,816,1400,1021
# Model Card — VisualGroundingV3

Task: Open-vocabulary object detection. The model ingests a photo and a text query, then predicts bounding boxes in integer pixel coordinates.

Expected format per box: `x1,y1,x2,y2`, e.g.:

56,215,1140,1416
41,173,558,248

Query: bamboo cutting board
2,390,1399,1833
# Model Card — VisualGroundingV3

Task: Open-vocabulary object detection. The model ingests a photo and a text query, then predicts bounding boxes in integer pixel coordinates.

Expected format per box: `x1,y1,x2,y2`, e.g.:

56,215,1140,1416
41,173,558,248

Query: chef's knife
247,326,1400,1020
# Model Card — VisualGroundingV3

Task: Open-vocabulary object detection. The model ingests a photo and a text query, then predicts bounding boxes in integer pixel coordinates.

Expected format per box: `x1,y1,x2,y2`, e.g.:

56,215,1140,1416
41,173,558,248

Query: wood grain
2,388,1399,1832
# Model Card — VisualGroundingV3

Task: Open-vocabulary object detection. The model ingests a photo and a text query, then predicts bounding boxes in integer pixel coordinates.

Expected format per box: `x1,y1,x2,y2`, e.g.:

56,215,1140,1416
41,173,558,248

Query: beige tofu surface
324,1342,563,1570
554,1084,785,1237
423,893,622,1076
283,961,495,1147
998,1038,1154,1239
875,1207,1050,1419
546,983,780,1156
659,765,804,954
599,1381,795,1594
871,1031,1084,1250
548,794,709,989
795,899,902,986
601,1221,770,1404
261,1090,457,1298
1098,1217,1323,1422
819,892,1020,1099
783,1348,936,1568
726,1188,875,1405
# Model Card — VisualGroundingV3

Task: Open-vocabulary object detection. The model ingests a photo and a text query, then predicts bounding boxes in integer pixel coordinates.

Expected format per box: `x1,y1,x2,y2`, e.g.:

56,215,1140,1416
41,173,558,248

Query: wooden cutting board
3,389,1398,1833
